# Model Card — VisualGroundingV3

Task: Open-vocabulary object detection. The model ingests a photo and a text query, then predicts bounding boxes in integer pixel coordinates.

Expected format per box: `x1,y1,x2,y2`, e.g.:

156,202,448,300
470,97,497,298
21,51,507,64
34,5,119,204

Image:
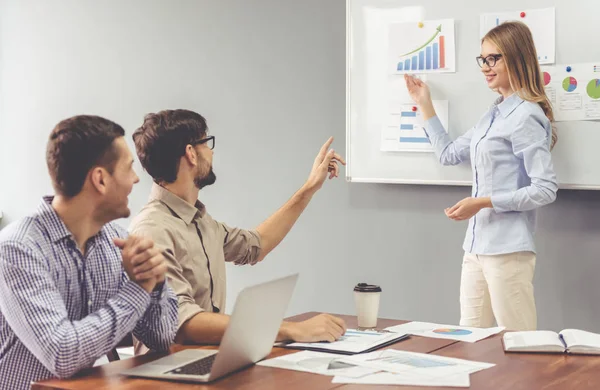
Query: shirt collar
37,196,107,244
149,183,205,225
493,93,524,118
38,196,72,242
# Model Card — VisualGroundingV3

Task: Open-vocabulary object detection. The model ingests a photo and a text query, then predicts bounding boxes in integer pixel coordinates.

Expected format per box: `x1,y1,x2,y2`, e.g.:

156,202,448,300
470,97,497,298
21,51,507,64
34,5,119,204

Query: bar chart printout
389,19,456,74
381,100,449,152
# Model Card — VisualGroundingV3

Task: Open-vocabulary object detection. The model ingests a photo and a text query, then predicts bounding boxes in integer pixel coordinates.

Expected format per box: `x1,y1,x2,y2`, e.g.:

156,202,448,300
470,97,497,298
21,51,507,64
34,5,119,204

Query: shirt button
88,300,92,306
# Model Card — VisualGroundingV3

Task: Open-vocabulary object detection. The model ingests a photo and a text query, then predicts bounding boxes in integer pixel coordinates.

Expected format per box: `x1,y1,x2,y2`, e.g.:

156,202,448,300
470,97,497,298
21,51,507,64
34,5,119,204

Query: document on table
333,371,471,387
333,349,494,386
385,321,504,342
281,329,409,354
257,351,379,378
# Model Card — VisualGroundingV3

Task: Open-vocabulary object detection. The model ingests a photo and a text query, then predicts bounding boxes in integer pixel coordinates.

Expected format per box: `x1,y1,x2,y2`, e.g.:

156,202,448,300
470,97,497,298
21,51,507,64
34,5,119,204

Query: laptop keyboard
167,353,218,376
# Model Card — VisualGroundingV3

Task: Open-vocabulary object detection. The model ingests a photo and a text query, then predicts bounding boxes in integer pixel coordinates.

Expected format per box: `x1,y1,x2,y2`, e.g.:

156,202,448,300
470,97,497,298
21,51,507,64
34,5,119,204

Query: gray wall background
0,0,599,332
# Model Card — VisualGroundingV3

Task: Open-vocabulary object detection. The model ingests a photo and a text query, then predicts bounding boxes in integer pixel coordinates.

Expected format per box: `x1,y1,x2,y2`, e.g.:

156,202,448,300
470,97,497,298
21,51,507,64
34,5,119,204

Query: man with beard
129,109,346,353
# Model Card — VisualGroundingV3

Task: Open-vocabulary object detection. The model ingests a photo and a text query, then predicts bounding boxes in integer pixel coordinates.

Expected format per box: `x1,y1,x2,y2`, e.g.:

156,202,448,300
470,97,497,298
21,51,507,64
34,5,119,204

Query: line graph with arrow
399,24,442,58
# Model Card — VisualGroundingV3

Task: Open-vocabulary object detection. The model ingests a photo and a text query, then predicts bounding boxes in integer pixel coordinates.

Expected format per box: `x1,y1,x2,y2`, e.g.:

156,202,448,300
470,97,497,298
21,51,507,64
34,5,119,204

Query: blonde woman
405,21,557,331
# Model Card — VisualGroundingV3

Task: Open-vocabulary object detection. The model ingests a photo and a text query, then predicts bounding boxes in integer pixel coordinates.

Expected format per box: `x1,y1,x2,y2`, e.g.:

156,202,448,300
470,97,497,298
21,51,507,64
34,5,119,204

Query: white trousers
460,251,537,331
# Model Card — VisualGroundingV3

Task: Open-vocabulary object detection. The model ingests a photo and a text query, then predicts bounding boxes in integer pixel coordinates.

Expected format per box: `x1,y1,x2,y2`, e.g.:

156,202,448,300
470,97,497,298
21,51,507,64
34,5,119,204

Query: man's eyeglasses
476,54,503,68
191,135,215,150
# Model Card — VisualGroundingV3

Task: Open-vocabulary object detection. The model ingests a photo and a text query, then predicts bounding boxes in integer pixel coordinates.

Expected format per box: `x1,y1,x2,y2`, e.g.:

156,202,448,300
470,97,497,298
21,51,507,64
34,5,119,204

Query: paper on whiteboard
542,63,600,121
389,19,456,74
480,7,555,64
381,97,449,153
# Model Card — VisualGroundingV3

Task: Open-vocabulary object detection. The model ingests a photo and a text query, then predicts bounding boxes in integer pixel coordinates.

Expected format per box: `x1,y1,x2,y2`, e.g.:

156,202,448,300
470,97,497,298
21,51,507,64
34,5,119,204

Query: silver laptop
121,274,298,383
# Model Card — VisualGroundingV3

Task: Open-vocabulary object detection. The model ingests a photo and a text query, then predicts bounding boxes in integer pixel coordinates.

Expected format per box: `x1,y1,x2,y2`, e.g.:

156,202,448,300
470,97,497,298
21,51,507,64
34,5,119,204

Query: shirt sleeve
491,113,558,212
424,115,474,166
111,221,178,351
129,276,178,352
0,241,151,379
219,222,262,266
130,222,203,331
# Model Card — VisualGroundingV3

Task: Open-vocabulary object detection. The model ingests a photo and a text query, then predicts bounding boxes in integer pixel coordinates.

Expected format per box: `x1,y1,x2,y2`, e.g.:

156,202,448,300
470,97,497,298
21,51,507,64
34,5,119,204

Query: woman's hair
483,21,557,149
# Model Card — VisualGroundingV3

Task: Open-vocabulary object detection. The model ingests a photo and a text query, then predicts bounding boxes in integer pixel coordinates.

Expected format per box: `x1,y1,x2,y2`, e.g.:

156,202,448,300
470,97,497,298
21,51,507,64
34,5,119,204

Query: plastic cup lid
354,283,382,292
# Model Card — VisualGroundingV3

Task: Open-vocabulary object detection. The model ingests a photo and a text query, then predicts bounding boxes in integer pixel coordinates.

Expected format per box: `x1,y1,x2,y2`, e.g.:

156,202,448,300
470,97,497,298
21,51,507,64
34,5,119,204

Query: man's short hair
46,115,125,197
132,109,208,183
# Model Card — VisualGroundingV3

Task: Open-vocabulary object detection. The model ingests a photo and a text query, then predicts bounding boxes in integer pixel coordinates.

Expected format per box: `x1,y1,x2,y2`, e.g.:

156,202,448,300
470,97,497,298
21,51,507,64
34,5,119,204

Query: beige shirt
129,183,261,352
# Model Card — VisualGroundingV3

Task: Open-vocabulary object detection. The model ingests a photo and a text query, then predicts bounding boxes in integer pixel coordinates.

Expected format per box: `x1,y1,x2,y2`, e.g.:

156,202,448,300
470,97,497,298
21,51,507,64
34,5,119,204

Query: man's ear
88,167,109,195
183,144,198,167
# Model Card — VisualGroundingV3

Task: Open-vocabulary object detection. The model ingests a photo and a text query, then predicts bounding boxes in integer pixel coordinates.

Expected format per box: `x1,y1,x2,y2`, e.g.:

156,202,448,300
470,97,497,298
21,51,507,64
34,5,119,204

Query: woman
405,21,557,331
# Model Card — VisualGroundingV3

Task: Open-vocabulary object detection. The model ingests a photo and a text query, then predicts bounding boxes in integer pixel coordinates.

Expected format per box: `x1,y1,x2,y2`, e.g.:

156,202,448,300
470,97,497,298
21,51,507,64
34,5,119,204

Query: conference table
32,312,600,390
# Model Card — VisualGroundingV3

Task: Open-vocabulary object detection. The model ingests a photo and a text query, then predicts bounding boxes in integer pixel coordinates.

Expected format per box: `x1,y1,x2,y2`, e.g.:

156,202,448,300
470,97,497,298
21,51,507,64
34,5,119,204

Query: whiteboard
346,0,600,189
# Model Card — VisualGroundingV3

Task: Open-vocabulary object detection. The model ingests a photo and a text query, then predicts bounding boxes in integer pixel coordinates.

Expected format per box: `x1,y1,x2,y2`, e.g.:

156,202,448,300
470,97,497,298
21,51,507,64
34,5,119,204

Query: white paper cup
354,283,381,328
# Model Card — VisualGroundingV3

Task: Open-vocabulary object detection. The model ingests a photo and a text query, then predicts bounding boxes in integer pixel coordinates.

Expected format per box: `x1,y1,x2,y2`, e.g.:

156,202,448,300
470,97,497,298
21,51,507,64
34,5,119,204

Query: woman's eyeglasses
191,135,215,150
476,54,503,68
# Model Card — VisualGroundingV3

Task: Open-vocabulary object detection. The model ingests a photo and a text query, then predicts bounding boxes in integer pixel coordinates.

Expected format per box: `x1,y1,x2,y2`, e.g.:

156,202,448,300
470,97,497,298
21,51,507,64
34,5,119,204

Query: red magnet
412,106,417,112
520,11,526,18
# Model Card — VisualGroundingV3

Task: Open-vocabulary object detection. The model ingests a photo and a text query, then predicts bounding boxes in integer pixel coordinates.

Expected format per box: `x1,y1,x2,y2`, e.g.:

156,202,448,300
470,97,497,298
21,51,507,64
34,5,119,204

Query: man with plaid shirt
0,115,178,389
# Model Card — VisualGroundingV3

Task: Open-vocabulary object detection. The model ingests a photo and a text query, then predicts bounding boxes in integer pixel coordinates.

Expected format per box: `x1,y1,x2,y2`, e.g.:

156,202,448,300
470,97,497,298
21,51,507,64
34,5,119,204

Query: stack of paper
333,349,494,387
259,349,495,387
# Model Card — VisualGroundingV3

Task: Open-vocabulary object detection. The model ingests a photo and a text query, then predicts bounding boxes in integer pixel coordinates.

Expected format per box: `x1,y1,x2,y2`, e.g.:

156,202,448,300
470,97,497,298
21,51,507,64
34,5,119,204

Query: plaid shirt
0,197,178,390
